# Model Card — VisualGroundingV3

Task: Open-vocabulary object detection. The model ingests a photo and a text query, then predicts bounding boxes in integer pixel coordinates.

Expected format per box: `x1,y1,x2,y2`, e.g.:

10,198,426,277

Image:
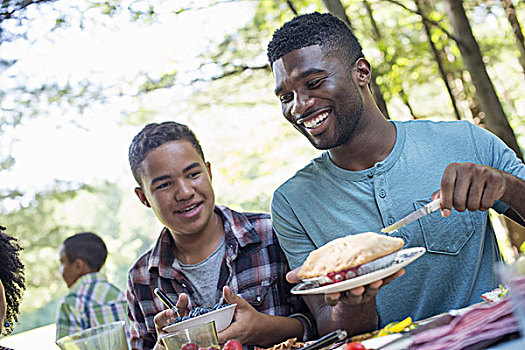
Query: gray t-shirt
272,120,525,326
177,235,226,307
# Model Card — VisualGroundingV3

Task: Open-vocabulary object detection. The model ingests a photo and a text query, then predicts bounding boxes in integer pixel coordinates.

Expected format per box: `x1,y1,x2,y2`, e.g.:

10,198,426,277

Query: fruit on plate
342,342,367,350
181,343,199,350
180,342,219,350
376,316,414,337
223,340,243,350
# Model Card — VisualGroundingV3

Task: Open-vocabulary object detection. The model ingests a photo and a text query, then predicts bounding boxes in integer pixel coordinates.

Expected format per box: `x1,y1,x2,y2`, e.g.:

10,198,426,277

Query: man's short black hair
128,121,205,187
0,226,25,336
62,232,107,271
267,12,364,69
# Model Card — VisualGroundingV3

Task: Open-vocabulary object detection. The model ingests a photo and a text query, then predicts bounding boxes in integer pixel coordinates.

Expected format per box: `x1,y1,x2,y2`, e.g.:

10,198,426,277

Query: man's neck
171,212,225,265
328,113,396,171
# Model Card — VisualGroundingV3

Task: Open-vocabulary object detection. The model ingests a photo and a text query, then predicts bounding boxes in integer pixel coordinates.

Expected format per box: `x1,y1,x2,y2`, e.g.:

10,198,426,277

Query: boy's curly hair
0,226,26,336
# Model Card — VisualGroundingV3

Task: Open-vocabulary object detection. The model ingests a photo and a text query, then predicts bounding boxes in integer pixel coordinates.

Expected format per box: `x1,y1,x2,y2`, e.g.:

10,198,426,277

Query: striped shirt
56,272,128,341
127,205,309,350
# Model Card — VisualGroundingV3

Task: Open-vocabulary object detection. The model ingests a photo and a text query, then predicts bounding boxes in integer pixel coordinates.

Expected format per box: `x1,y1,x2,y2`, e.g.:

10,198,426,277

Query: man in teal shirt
267,12,525,337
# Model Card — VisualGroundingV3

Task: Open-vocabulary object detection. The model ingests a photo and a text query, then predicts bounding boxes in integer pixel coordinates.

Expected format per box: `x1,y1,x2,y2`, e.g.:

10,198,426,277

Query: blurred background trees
1,0,525,335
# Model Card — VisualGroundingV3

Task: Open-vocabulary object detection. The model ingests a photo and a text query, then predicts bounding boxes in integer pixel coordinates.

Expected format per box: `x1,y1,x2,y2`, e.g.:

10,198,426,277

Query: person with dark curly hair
267,12,525,337
0,225,25,339
56,232,128,341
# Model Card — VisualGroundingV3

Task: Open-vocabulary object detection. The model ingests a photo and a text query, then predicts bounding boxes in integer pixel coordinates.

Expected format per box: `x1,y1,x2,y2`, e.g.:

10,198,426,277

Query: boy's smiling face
135,140,216,238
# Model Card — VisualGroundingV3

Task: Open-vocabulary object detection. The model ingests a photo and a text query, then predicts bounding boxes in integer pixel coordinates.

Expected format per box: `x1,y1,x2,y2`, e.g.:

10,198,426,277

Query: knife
381,198,441,234
298,329,347,350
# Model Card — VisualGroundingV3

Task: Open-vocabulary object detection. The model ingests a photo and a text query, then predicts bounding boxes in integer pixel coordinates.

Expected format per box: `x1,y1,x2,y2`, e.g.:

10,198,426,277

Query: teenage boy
126,122,312,350
56,232,128,340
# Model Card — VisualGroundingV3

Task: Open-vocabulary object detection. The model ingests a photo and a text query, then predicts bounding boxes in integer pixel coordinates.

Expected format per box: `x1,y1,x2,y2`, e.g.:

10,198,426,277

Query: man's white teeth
303,112,329,129
179,204,198,213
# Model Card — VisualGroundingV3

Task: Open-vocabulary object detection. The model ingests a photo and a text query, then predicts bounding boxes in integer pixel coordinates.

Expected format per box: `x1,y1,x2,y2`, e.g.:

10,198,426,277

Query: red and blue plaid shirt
126,206,310,349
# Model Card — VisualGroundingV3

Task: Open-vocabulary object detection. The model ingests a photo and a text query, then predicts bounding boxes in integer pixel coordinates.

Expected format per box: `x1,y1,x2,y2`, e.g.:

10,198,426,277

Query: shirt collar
147,205,262,279
69,271,107,290
217,205,261,248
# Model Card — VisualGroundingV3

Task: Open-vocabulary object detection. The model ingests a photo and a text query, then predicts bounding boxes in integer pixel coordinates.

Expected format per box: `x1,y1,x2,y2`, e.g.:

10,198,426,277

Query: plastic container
56,321,129,350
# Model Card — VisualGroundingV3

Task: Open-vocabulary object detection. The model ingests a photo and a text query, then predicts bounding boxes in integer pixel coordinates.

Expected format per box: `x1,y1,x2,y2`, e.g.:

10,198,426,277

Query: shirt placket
371,165,396,234
219,238,238,303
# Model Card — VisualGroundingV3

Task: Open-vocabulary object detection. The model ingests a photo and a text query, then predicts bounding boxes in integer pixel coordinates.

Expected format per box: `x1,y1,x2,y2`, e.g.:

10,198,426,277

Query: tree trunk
415,0,462,120
322,0,391,119
500,0,525,76
322,0,352,28
443,0,524,161
362,0,414,119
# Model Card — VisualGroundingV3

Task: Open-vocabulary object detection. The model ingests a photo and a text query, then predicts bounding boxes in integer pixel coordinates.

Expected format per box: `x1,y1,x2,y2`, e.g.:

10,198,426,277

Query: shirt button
387,217,395,225
181,282,187,288
379,190,386,198
256,296,262,303
367,171,374,178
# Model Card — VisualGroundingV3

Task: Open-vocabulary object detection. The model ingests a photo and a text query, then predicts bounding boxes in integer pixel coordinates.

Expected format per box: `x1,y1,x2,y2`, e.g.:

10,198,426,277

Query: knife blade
381,198,441,234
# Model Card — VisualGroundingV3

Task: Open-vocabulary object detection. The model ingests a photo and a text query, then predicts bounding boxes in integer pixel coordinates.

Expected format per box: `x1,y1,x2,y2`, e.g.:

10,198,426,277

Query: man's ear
205,162,212,181
135,187,151,208
354,57,371,87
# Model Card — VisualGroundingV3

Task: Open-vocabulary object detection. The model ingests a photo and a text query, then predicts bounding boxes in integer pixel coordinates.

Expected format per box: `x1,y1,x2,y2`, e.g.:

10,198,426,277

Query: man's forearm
501,171,525,225
255,314,305,347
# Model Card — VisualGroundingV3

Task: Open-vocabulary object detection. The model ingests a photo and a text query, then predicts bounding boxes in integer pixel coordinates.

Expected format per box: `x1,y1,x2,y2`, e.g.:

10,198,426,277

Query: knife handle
298,329,347,350
425,198,441,214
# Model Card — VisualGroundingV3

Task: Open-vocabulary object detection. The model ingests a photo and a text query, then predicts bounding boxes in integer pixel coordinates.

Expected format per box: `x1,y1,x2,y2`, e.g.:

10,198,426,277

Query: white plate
163,304,237,333
361,333,404,349
330,334,405,350
291,247,426,295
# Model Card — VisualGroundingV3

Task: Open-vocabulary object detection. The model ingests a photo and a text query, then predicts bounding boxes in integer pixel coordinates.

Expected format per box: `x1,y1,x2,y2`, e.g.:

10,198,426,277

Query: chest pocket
238,277,277,310
415,199,476,255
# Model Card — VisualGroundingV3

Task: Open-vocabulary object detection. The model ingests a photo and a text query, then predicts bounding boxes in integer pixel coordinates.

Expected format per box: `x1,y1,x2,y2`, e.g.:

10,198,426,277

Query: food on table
347,317,414,344
297,232,404,284
171,302,231,324
481,285,508,303
254,337,311,350
342,342,367,350
180,343,218,350
375,316,414,337
222,340,243,350
181,344,199,350
348,330,379,342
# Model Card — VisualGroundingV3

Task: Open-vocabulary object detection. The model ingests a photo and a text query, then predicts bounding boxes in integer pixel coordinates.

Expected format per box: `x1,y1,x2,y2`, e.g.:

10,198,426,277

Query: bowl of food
163,303,237,334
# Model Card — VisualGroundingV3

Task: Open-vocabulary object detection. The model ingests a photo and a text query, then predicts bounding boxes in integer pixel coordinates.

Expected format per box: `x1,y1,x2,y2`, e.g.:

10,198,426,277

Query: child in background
56,232,128,341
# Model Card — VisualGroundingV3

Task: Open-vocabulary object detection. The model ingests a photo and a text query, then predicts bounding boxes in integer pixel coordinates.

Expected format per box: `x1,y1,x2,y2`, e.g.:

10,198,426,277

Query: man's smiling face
135,140,216,237
273,45,364,150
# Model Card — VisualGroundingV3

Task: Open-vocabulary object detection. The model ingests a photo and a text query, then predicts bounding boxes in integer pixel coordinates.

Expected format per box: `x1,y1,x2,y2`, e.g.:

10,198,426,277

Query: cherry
223,339,243,350
181,343,199,350
342,342,366,350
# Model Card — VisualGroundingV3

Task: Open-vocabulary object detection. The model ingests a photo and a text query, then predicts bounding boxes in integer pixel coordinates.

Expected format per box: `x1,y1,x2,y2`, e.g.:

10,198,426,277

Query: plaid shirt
127,206,309,350
56,272,128,341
